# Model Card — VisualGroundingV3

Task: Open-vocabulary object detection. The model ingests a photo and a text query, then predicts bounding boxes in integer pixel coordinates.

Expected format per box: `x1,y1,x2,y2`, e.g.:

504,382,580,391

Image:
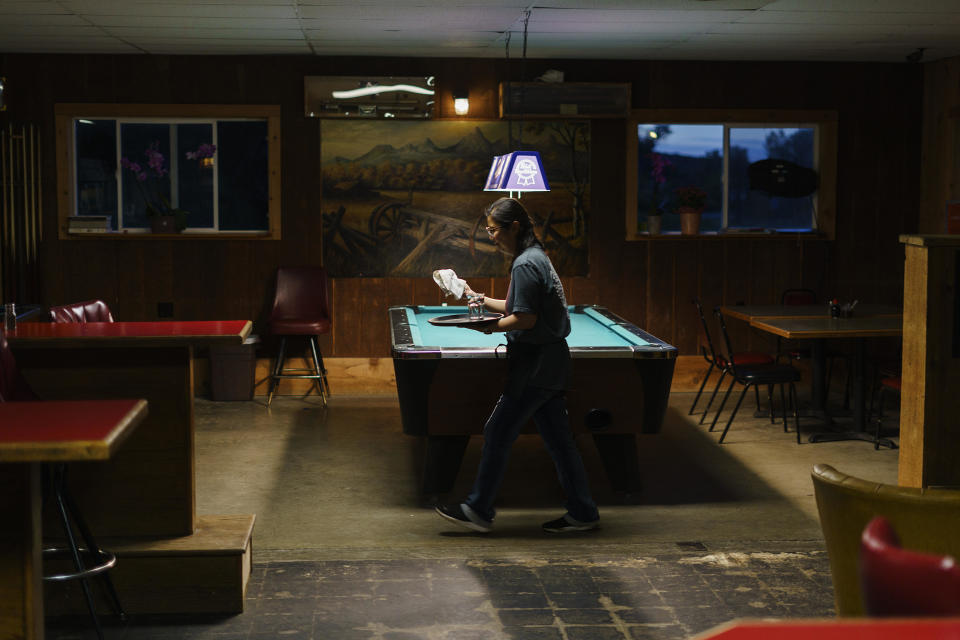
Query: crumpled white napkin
432,269,467,300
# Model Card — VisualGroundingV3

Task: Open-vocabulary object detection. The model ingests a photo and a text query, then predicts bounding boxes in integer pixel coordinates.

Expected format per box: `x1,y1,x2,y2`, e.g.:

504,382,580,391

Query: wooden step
45,514,255,616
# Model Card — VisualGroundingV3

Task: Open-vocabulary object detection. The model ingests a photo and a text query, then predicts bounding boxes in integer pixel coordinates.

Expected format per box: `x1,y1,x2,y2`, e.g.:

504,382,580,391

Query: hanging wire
505,30,513,151
518,8,531,151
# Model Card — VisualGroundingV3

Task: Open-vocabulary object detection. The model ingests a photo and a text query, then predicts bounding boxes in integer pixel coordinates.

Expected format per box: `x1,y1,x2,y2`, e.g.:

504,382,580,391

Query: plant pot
679,208,702,235
647,215,662,235
150,215,180,234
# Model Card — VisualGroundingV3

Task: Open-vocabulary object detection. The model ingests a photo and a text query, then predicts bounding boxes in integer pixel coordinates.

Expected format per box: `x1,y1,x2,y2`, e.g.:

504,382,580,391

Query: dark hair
484,197,542,258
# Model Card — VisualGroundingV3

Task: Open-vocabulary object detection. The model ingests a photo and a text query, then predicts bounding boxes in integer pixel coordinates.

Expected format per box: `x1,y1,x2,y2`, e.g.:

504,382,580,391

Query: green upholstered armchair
811,464,960,616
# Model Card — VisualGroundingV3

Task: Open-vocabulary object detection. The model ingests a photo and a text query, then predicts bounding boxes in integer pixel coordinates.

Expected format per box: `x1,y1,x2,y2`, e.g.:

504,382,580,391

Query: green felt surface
406,306,650,348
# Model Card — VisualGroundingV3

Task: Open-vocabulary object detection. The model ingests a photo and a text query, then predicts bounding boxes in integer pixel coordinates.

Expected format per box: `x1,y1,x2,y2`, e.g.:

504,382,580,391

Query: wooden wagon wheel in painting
369,202,414,242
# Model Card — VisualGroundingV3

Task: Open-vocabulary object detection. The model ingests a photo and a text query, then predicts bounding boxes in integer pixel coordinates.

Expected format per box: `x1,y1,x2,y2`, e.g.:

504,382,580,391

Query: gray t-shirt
504,245,571,391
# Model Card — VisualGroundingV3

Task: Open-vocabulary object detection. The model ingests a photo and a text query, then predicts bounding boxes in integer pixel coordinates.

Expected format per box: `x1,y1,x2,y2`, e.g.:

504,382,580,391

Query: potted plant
673,186,707,235
121,141,216,233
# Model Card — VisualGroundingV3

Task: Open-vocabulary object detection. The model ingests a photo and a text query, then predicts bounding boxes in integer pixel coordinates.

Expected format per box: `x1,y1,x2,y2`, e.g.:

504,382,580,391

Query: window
56,104,281,239
626,110,837,239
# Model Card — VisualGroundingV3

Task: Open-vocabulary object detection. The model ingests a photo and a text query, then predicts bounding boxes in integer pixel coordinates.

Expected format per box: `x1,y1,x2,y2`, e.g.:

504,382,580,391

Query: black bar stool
44,463,125,640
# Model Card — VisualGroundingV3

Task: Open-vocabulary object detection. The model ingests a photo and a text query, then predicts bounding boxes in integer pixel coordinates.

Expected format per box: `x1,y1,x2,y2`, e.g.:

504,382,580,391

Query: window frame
55,103,282,240
625,109,837,241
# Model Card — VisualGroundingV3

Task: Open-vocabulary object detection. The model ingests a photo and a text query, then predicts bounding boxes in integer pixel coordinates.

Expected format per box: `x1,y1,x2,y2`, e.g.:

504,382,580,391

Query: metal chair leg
791,383,802,444
875,385,888,450
767,384,775,424
708,378,736,432
267,337,288,407
689,362,715,415
780,383,788,432
718,384,751,444
308,335,328,407
700,370,727,425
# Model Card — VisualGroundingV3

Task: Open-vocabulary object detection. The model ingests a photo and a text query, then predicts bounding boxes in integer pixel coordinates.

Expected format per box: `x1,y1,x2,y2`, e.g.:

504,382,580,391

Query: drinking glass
3,303,15,332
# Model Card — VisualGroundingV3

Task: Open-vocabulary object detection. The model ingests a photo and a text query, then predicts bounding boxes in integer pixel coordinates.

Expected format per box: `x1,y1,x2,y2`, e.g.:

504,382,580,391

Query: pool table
390,304,677,495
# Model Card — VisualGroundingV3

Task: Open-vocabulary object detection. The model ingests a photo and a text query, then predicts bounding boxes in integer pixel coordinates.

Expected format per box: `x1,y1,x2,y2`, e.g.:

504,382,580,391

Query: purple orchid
649,152,672,185
185,143,216,161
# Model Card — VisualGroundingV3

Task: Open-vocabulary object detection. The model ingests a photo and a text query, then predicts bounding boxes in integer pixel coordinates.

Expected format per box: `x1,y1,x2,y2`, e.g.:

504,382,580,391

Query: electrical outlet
157,302,174,318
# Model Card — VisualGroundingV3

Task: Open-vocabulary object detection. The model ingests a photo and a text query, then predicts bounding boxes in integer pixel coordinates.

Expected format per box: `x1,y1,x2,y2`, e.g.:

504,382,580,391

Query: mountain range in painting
331,127,502,166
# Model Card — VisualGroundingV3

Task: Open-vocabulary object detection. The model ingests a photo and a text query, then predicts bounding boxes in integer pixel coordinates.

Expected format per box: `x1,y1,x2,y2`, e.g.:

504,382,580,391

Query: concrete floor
194,390,899,562
49,389,901,639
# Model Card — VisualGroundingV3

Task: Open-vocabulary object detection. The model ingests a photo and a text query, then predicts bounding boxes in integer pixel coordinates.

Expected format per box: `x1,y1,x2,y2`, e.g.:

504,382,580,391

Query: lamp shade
483,151,550,194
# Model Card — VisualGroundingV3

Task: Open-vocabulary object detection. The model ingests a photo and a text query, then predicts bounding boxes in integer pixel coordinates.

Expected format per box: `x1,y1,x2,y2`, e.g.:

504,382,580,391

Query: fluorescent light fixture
305,76,436,119
484,151,550,198
332,84,435,99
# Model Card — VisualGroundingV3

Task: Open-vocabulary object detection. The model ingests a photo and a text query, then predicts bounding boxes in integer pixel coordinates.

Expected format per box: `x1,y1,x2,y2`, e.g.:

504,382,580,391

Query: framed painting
321,120,589,277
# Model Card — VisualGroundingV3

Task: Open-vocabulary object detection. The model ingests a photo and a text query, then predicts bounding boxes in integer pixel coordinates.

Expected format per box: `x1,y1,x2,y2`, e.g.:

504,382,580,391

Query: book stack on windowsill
68,215,110,234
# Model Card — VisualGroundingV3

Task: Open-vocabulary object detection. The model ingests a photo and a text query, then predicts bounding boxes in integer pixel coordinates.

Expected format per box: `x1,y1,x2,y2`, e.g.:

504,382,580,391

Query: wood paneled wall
0,54,923,358
920,57,960,234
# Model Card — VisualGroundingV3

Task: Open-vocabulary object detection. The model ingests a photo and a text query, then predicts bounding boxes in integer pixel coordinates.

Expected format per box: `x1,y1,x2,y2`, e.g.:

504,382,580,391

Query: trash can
210,334,260,401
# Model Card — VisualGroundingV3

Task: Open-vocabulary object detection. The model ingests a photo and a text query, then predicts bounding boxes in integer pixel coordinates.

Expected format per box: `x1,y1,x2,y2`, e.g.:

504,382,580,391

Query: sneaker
542,514,599,533
435,503,493,533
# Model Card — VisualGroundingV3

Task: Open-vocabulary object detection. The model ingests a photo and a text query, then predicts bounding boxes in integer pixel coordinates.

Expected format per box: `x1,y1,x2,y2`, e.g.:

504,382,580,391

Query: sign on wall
320,120,589,277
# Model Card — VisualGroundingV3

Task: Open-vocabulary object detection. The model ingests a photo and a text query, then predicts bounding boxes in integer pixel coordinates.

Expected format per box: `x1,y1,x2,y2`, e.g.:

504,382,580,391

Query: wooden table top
720,304,901,323
749,315,903,340
695,618,960,640
0,398,148,462
5,320,252,348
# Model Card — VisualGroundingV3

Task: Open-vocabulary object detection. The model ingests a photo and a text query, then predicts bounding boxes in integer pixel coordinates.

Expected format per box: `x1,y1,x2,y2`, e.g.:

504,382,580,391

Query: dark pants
465,386,599,524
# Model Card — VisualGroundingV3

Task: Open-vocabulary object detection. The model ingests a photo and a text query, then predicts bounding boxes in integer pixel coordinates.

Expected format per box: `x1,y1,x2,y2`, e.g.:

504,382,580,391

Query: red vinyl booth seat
860,516,960,617
48,299,115,323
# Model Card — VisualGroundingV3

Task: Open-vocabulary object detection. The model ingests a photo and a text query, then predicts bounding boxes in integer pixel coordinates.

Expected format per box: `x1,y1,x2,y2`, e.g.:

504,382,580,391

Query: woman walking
435,197,599,533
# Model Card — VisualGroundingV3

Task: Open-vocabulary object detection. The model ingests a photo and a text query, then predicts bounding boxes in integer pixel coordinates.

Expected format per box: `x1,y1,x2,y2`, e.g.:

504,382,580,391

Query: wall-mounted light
453,90,469,116
0,77,6,112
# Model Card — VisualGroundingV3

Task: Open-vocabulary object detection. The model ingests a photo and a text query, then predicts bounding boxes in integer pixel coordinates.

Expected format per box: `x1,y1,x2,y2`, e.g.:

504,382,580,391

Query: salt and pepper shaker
3,302,16,332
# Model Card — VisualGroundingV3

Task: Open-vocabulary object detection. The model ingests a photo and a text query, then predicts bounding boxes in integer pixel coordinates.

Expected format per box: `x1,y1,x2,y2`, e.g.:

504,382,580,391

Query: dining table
719,304,902,445
0,398,148,640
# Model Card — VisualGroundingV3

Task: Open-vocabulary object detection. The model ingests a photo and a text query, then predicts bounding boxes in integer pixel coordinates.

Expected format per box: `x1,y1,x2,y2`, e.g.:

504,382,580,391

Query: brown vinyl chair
812,463,960,616
859,515,960,617
0,332,124,640
267,266,332,407
48,299,115,323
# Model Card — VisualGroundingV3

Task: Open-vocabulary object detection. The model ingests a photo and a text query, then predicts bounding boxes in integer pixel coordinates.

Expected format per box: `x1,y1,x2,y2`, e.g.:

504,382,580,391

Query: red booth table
695,618,960,640
5,321,256,615
0,399,147,640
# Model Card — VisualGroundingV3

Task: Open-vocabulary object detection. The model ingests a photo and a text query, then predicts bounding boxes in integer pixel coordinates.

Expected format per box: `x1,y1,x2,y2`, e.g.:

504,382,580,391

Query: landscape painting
320,120,590,277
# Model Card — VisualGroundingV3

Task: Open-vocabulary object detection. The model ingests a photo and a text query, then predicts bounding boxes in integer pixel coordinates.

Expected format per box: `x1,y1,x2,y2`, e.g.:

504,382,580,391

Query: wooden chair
689,298,773,423
0,332,124,639
811,464,960,616
859,515,960,617
267,266,332,407
710,307,802,443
